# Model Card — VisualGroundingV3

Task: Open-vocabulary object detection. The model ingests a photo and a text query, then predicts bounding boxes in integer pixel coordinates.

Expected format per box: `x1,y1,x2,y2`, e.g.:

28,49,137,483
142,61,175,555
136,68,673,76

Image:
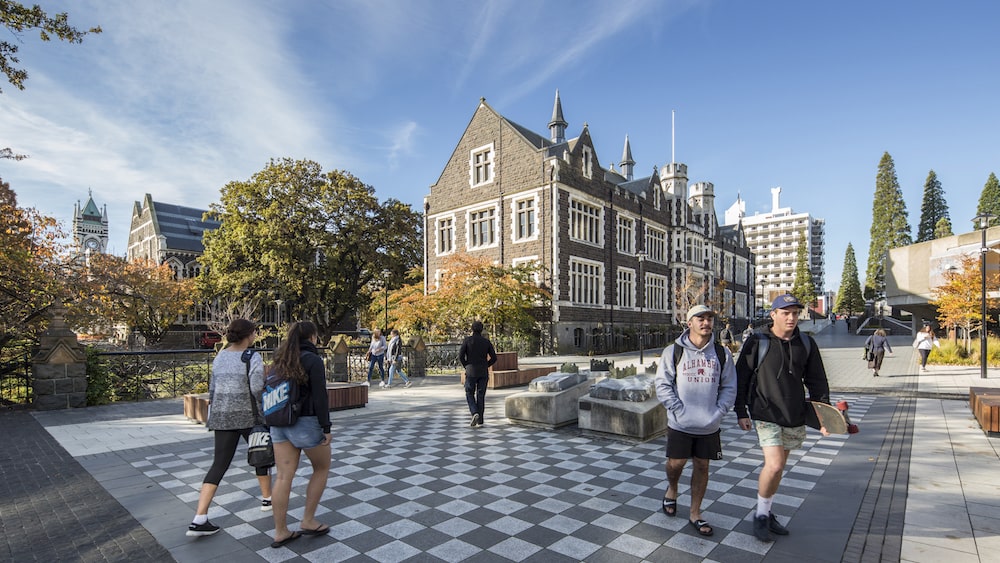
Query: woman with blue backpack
265,321,332,548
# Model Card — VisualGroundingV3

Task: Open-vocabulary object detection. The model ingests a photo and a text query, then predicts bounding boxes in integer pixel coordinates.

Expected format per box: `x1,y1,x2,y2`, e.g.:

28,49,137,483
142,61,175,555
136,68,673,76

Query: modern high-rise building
724,187,825,313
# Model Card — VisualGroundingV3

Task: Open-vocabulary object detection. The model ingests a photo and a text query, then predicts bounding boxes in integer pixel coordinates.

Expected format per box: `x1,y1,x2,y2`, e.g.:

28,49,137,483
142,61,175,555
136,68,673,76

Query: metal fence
0,345,32,407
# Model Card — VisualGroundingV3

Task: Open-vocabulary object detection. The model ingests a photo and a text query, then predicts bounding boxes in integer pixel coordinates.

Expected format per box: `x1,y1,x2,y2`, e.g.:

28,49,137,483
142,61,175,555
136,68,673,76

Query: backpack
262,352,308,427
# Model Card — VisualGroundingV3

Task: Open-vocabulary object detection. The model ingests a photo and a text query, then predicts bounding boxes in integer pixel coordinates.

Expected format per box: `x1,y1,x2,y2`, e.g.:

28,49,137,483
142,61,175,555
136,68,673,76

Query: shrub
85,346,114,405
560,362,579,374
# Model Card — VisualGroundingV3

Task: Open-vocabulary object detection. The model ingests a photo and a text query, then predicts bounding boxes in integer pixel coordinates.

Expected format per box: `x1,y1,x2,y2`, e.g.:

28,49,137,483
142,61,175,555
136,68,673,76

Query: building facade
724,187,825,314
72,190,109,254
424,93,755,353
126,193,219,279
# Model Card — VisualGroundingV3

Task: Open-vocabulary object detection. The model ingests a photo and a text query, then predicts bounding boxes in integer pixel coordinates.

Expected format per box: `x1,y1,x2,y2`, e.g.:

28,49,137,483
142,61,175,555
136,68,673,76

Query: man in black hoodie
459,320,497,428
734,294,830,543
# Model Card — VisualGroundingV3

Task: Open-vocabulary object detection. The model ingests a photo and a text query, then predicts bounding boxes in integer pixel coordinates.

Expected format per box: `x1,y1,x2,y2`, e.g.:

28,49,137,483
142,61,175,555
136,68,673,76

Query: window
468,207,497,248
470,143,494,187
569,198,602,245
617,215,634,255
513,197,536,241
617,268,635,308
569,258,603,306
437,216,454,255
646,274,667,312
582,146,593,178
645,227,666,263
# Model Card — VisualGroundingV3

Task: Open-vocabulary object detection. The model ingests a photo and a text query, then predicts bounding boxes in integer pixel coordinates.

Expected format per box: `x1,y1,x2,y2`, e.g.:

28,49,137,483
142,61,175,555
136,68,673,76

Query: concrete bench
505,372,592,429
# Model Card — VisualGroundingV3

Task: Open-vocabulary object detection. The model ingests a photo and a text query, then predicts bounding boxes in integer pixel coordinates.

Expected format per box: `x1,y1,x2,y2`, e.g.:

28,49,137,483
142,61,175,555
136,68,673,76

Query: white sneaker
261,499,272,512
362,381,370,387
404,381,412,388
379,381,385,388
384,384,391,389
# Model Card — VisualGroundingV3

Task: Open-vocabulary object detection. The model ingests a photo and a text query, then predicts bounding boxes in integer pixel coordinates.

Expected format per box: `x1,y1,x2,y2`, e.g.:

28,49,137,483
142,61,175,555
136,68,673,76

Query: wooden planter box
326,382,368,411
969,387,1000,435
183,393,210,424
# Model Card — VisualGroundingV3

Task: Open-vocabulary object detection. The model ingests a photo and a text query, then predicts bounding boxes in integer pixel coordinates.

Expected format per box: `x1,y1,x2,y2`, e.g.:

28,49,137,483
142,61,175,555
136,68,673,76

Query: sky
3,0,999,294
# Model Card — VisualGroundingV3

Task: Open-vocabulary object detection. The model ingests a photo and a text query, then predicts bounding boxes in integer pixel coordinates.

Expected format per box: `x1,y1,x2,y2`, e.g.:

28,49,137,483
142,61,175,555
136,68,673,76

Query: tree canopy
791,231,816,307
931,254,997,353
916,170,949,242
934,217,954,239
0,1,101,93
835,243,864,316
976,172,1000,227
197,158,422,342
866,152,911,297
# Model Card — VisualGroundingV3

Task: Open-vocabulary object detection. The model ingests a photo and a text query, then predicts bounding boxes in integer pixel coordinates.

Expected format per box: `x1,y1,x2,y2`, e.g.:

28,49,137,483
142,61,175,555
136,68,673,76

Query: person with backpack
459,320,497,428
734,294,830,543
266,321,332,548
186,319,273,538
654,304,736,537
864,328,893,376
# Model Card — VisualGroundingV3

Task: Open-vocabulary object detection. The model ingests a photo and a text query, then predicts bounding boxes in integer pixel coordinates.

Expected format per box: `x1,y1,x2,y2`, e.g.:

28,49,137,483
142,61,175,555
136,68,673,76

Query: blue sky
2,0,998,293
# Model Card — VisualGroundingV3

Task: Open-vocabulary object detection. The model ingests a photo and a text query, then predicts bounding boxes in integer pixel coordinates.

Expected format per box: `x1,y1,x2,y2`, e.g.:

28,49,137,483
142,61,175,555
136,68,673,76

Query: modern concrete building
425,92,755,353
724,187,825,313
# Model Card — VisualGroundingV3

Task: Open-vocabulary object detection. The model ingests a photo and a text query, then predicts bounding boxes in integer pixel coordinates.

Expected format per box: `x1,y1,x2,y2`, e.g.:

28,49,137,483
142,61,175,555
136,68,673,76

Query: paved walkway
2,322,999,562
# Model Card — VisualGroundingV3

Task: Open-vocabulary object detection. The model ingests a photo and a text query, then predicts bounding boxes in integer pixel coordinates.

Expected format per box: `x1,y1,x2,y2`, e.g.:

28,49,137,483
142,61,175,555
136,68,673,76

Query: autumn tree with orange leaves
931,254,998,353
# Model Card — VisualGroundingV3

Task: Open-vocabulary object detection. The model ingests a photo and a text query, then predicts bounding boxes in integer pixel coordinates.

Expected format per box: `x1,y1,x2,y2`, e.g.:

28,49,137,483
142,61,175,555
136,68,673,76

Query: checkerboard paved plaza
127,394,873,562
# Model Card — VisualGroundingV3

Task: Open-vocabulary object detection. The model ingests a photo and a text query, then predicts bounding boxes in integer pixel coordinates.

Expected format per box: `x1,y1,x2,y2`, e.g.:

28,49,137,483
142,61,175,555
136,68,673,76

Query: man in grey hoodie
654,304,737,537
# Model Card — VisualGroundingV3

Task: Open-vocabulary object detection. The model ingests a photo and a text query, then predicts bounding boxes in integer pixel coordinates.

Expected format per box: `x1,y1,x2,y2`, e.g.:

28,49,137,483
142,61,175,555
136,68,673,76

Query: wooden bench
462,366,558,389
183,383,368,424
969,387,1000,435
183,393,210,424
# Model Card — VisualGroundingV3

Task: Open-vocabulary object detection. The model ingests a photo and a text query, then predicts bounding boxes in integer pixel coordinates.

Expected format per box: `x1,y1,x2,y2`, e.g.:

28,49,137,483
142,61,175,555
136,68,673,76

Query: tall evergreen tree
867,152,912,296
917,170,949,242
934,217,954,239
976,172,1000,227
835,243,865,316
791,231,816,306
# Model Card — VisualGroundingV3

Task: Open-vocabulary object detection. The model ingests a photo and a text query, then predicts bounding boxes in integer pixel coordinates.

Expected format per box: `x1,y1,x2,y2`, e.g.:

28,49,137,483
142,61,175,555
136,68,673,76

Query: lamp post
637,252,647,365
382,269,391,332
974,213,996,379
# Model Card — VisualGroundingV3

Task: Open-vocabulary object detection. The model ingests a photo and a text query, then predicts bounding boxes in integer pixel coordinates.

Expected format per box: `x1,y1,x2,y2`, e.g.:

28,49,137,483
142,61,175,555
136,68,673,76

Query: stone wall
31,305,87,410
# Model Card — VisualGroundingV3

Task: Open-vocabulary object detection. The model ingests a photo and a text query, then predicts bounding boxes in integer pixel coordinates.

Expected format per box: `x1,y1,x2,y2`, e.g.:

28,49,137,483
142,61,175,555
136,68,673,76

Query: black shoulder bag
243,350,275,469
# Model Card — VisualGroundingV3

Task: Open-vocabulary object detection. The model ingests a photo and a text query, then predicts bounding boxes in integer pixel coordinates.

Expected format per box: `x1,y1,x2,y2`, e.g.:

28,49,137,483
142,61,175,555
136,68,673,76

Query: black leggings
203,428,270,485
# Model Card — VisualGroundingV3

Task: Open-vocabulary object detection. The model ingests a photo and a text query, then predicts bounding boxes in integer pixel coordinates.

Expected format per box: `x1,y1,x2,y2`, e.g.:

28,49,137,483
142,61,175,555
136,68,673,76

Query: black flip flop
300,524,330,537
270,531,302,548
689,519,713,536
661,497,677,517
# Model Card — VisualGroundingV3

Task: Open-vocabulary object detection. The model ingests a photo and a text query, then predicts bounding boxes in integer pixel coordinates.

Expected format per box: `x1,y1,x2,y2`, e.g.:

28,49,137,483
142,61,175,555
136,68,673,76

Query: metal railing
0,346,32,407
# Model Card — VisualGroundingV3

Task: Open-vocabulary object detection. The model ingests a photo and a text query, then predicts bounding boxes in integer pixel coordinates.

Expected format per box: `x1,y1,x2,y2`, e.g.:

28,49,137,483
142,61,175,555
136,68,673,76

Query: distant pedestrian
654,305,736,537
386,328,411,388
459,320,497,428
864,329,893,377
365,328,387,387
186,319,273,538
734,294,831,543
268,321,332,548
719,322,735,353
912,325,940,372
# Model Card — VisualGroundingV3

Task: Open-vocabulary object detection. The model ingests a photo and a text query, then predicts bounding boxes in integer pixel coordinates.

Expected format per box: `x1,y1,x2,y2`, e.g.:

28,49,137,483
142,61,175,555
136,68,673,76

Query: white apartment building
724,187,825,313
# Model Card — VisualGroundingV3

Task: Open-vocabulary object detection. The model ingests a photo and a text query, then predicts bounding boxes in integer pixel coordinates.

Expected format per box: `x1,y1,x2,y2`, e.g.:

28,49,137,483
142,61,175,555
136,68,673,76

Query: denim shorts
269,416,324,449
754,420,806,450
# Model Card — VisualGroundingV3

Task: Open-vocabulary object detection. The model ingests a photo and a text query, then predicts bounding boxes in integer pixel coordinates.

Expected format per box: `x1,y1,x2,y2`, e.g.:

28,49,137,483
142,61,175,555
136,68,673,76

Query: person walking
719,322,735,353
365,328,387,387
386,328,412,388
912,324,940,372
864,329,893,376
734,294,831,543
459,320,497,428
267,321,332,548
654,305,737,537
186,319,273,537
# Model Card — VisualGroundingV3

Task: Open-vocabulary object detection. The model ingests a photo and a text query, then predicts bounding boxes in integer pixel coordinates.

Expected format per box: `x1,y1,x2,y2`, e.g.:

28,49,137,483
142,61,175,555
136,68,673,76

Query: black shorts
665,427,723,461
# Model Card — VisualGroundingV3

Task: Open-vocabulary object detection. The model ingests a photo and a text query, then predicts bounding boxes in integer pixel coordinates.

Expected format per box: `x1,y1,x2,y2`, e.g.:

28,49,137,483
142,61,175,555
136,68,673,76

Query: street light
382,269,391,332
636,252,647,365
974,213,996,379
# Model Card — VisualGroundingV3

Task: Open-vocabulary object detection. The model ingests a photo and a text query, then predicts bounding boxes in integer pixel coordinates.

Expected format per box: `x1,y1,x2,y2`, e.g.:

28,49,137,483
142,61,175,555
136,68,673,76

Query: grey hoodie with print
654,329,737,435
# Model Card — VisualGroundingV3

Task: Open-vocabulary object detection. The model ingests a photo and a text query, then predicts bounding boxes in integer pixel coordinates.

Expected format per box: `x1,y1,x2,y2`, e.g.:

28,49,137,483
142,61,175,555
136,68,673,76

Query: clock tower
73,190,109,254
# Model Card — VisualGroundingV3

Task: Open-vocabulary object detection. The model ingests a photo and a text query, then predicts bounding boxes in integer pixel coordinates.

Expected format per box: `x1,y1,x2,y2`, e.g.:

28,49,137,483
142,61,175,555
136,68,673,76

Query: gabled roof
506,118,551,149
151,200,220,253
618,175,656,198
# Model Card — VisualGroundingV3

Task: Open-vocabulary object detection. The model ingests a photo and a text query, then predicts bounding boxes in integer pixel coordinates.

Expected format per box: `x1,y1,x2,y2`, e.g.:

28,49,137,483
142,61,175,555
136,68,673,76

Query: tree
197,158,423,342
66,254,196,346
977,172,1000,227
866,152,912,297
673,269,708,325
0,1,101,93
934,217,954,239
931,254,998,353
0,178,65,351
916,170,949,242
835,243,865,316
791,231,816,307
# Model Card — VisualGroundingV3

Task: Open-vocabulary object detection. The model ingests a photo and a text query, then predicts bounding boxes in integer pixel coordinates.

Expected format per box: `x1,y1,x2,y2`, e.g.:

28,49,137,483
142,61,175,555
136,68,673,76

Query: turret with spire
619,135,635,181
548,90,567,144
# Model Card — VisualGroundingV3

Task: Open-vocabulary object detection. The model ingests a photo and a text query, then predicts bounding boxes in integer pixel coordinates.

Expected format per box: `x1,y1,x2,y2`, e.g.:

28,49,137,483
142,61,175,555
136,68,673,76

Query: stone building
424,92,755,354
72,189,109,255
126,193,219,279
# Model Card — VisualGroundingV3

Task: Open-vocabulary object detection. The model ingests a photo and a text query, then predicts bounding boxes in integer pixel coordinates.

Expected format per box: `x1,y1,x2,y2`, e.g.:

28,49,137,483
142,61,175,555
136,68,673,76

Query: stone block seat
578,374,666,441
505,371,592,429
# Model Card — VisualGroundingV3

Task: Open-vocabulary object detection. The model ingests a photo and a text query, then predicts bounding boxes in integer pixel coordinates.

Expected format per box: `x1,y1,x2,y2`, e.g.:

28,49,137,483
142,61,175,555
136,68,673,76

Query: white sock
193,514,208,525
756,495,773,518
262,497,271,502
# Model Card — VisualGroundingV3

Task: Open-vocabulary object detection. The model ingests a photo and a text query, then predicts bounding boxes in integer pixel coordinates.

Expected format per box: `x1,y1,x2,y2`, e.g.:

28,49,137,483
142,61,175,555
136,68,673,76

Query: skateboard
805,401,859,434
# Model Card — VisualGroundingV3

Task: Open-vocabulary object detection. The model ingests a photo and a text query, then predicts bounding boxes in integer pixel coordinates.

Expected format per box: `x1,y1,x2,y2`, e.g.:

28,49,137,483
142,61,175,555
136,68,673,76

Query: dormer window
470,143,494,187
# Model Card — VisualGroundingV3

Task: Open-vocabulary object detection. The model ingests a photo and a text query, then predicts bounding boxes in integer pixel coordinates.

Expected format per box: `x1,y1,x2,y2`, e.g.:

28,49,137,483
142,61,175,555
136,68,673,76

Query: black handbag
243,350,274,469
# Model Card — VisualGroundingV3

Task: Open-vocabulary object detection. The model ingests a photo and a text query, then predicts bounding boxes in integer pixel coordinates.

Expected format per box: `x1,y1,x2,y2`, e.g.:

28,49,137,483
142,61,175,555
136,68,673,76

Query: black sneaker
470,413,481,427
187,520,220,537
768,512,789,535
753,515,773,542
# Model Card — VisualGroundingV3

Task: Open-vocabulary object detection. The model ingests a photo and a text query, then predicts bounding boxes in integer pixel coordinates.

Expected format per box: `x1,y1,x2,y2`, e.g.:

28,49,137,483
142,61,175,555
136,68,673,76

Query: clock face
85,239,100,250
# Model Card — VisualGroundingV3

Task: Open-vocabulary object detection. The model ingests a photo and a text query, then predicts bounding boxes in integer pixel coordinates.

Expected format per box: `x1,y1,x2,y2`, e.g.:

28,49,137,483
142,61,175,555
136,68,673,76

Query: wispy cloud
387,121,419,170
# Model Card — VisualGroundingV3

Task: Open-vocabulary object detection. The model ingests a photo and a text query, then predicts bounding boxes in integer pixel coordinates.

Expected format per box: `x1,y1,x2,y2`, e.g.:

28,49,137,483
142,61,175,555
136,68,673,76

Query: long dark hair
269,321,317,383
